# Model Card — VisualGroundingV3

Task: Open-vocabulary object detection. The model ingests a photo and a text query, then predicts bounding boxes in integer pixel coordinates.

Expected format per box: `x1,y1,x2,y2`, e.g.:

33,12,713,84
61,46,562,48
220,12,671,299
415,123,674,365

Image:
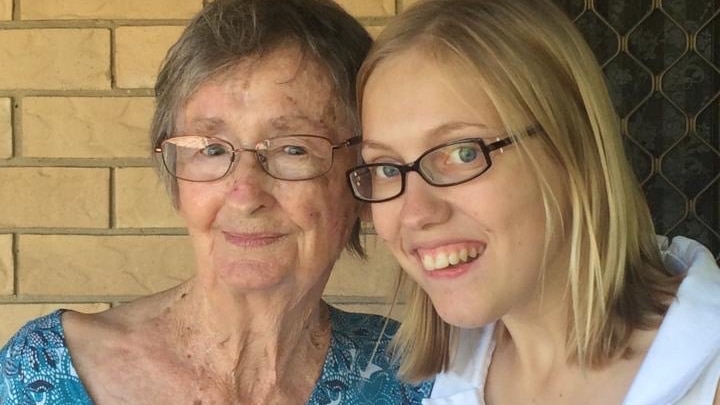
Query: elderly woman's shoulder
328,305,400,340
0,310,93,404
310,305,432,404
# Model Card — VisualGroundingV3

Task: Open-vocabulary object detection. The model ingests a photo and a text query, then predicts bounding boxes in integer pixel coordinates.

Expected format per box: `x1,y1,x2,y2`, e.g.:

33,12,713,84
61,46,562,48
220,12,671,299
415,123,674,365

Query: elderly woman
0,0,432,404
346,0,720,404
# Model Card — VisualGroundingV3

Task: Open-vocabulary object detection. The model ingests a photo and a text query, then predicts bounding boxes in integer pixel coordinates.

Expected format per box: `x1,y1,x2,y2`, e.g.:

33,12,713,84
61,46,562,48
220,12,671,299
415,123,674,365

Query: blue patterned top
0,307,432,404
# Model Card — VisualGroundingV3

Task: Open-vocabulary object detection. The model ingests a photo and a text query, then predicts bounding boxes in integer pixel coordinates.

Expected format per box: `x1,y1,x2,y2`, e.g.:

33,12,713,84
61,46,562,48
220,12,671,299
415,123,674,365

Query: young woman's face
361,48,567,327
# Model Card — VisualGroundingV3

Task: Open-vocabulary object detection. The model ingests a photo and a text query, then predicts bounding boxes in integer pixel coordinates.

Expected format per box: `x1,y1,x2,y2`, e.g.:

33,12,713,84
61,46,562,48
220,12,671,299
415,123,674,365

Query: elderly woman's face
174,46,358,293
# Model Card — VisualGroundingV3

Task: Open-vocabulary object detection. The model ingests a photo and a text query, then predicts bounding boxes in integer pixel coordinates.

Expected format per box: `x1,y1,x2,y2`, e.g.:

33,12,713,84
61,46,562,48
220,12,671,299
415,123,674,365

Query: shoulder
328,306,399,344
325,306,398,374
0,310,92,405
307,306,432,405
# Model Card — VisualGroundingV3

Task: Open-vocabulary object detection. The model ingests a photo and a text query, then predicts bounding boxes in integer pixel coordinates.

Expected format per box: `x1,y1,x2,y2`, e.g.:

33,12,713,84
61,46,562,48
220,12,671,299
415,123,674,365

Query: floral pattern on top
0,307,432,405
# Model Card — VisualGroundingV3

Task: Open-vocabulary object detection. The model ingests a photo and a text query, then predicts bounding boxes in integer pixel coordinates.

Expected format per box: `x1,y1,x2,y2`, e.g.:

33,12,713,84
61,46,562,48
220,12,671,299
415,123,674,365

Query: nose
397,172,451,230
224,150,275,215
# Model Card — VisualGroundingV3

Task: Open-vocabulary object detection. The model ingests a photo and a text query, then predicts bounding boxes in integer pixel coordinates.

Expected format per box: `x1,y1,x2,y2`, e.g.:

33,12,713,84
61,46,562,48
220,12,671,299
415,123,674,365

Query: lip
222,231,286,248
423,261,475,279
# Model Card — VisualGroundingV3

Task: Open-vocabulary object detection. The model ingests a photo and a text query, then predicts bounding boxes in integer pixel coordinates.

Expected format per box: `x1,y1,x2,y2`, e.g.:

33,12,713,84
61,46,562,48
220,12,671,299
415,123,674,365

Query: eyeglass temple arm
334,135,362,149
486,125,541,152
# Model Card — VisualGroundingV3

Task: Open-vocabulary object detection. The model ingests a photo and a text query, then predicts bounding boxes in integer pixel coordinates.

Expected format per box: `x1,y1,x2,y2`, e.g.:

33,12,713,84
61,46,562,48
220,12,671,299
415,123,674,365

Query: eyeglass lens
160,135,337,182
348,139,492,202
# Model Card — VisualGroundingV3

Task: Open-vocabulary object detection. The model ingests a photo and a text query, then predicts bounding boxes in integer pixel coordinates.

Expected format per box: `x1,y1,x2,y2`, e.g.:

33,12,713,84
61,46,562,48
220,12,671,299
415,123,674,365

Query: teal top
0,307,432,404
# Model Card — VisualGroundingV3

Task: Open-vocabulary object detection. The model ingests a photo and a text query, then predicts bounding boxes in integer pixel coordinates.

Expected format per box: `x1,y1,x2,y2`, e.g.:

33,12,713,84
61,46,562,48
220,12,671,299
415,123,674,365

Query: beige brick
0,0,11,20
0,168,109,228
116,26,185,89
22,97,152,158
0,98,10,159
0,29,110,90
115,168,184,228
0,235,12,296
337,0,395,17
325,235,401,297
19,235,193,296
0,303,109,345
21,0,201,20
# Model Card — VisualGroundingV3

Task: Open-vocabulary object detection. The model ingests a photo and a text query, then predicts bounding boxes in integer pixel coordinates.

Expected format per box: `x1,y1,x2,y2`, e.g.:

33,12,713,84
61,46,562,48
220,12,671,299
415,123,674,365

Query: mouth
222,232,286,248
415,243,485,272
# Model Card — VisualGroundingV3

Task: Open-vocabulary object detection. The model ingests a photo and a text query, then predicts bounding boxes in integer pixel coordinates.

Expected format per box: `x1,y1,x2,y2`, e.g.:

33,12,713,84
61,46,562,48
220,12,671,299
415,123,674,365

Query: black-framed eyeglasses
346,128,538,203
155,134,361,182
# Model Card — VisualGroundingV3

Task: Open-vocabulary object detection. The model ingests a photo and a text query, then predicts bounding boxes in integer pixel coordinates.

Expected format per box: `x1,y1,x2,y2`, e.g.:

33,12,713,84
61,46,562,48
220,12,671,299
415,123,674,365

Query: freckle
194,400,202,405
187,354,192,359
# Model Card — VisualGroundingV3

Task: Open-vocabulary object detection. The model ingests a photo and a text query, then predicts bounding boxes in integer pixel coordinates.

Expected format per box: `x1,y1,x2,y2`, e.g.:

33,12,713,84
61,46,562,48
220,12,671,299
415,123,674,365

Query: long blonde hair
358,0,680,381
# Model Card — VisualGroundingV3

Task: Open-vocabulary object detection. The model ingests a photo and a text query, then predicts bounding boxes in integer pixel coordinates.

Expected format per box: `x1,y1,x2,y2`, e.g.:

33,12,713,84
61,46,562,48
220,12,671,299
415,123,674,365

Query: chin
216,260,289,291
431,296,495,329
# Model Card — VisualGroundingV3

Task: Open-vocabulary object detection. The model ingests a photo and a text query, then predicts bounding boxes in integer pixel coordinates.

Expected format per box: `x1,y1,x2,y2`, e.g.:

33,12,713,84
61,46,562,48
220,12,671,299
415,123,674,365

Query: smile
416,243,485,271
223,232,286,248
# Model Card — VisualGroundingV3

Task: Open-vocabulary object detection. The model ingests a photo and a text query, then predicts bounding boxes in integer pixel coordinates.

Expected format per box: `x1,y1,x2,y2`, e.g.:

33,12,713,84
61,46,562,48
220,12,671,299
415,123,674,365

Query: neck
162,278,332,400
495,280,570,377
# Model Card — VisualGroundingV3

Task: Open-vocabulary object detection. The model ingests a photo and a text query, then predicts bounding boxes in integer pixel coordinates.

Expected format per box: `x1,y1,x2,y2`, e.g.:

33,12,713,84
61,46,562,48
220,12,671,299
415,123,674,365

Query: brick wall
0,0,419,343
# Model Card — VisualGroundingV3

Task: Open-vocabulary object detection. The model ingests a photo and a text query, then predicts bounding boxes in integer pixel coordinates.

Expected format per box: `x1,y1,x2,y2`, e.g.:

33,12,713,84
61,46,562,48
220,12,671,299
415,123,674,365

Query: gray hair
152,0,371,257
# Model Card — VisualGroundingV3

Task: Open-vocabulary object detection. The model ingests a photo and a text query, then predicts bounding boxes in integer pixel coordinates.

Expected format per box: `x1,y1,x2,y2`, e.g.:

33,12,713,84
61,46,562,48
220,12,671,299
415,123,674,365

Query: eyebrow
270,115,332,134
185,117,226,136
362,121,491,151
183,114,333,138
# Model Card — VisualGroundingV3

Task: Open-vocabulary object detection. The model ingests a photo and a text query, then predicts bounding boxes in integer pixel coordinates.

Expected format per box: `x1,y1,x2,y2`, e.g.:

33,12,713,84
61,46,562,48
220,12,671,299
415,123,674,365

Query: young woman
346,0,720,403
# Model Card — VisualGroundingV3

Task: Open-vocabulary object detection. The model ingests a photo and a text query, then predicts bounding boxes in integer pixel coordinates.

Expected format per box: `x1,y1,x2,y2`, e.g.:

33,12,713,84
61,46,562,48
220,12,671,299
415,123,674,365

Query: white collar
423,324,495,404
425,236,720,405
622,236,720,404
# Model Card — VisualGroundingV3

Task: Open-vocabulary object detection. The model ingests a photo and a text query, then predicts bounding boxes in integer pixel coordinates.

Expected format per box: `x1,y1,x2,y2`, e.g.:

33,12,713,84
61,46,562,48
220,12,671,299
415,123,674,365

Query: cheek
177,183,225,229
370,203,399,242
282,179,356,234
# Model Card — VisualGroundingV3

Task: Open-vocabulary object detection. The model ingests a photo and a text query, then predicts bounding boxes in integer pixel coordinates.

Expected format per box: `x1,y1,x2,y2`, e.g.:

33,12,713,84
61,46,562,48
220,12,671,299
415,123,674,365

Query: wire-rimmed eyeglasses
155,134,361,182
346,127,538,203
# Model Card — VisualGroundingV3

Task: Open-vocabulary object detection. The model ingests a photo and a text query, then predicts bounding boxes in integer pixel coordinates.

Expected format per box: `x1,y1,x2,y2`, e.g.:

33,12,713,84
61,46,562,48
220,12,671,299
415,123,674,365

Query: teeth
469,247,478,258
422,255,435,271
434,253,449,270
420,245,482,272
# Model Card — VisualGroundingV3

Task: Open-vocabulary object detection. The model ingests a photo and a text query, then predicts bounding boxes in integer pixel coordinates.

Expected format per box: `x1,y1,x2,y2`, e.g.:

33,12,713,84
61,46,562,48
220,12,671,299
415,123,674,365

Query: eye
201,143,229,157
447,145,480,164
374,165,401,179
282,145,308,156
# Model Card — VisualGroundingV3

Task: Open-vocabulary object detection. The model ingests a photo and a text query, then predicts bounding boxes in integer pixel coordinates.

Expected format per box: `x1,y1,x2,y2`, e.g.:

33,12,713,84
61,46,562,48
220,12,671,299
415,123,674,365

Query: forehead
362,48,504,140
176,45,345,137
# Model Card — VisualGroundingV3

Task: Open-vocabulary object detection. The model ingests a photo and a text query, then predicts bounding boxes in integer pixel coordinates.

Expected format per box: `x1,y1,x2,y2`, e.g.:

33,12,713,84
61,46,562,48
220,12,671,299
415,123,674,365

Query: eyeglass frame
346,126,540,203
154,134,362,182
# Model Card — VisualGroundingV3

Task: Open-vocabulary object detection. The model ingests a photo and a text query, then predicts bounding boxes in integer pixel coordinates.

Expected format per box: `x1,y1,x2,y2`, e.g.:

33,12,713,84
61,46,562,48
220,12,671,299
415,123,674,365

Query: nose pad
398,172,450,230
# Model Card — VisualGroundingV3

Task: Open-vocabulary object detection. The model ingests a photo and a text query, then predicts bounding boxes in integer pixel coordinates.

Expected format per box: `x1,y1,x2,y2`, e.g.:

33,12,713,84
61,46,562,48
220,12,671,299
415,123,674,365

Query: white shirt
423,236,720,405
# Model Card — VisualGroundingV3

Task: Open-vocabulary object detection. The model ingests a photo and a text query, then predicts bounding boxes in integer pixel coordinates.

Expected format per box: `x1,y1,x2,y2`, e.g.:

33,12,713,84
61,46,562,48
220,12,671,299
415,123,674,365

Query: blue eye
202,143,229,157
375,165,401,179
448,145,480,164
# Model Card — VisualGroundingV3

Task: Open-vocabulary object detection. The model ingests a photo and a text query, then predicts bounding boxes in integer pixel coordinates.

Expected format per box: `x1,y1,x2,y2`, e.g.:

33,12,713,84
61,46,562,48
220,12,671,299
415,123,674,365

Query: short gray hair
152,0,371,257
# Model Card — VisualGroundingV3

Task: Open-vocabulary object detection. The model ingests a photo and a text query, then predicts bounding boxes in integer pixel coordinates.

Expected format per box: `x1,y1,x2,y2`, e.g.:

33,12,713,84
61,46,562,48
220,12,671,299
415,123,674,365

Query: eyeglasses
155,134,361,182
346,128,537,203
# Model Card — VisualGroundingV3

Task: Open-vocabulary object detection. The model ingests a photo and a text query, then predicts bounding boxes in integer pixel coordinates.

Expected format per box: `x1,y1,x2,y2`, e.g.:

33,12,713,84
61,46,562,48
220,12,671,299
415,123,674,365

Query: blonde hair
358,0,680,381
